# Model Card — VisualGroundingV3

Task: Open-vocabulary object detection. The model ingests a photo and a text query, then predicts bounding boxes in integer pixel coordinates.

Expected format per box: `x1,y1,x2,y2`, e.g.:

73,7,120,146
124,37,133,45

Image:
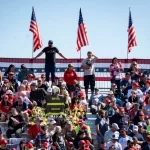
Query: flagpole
32,37,34,58
127,7,130,60
80,50,81,60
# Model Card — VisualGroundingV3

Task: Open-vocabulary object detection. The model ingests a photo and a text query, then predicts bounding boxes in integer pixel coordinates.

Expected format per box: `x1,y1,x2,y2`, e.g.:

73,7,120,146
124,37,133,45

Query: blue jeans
45,64,56,83
97,135,103,149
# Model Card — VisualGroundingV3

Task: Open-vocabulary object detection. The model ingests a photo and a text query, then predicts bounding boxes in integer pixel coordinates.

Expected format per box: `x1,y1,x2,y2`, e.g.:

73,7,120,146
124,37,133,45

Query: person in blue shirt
90,88,103,105
121,72,132,96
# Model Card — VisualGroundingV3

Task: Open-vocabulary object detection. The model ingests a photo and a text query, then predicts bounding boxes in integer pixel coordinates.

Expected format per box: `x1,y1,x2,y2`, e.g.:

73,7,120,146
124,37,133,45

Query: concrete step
86,113,97,119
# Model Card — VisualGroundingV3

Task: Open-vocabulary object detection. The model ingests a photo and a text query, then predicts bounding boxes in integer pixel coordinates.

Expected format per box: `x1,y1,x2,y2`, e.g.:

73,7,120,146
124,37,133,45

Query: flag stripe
29,7,42,52
76,8,89,51
128,10,137,53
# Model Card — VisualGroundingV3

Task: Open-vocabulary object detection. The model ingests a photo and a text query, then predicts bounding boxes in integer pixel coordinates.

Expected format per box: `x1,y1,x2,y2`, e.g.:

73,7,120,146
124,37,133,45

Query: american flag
76,8,89,51
128,9,137,53
29,7,42,52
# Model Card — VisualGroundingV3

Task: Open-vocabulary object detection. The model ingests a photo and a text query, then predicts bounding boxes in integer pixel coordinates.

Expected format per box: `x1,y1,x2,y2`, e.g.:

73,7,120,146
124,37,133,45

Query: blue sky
0,0,150,59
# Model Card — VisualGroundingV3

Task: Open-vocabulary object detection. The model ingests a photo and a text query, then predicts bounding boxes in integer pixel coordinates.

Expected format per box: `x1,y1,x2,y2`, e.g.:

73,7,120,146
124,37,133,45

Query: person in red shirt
0,95,12,121
64,64,78,93
5,90,15,103
0,139,8,150
144,90,150,105
28,117,43,139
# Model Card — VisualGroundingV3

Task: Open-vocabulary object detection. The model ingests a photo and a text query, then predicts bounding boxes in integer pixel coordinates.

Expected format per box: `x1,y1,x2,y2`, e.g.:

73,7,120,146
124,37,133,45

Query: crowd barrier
0,58,150,92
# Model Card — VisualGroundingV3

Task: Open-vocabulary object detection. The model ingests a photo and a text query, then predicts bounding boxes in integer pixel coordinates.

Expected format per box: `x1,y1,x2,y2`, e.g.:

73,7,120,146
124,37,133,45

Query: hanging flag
76,8,89,51
127,8,137,53
29,7,42,52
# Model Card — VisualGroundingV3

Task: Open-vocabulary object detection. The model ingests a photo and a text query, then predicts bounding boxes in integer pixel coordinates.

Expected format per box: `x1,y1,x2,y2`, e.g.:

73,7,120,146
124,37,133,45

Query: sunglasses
38,81,42,83
41,77,45,78
133,64,137,65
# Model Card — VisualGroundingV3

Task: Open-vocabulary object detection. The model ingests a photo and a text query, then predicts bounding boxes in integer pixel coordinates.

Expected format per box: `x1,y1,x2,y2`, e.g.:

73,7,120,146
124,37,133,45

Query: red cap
113,105,118,110
4,79,9,83
3,95,8,99
27,74,34,78
25,142,33,148
132,82,140,87
41,74,45,77
139,111,145,116
79,140,85,144
42,142,49,148
78,119,84,124
105,98,111,104
0,139,8,145
119,107,125,112
78,91,86,98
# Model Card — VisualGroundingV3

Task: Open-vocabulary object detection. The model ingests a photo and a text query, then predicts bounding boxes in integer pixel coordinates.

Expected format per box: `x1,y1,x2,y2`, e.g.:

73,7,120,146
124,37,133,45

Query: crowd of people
0,40,149,150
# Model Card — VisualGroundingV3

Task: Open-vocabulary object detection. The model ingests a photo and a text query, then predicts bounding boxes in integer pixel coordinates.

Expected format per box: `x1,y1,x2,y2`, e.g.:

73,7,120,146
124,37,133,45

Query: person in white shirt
81,51,98,99
104,123,120,143
127,82,143,103
118,128,132,150
78,90,88,111
106,133,122,150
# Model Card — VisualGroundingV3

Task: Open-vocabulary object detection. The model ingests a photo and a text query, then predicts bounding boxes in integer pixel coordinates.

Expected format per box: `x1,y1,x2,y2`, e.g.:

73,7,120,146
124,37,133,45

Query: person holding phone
109,57,124,96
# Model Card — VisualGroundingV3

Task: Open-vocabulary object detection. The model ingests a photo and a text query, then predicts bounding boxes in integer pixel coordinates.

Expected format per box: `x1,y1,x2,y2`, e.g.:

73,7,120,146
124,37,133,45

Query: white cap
6,90,13,95
47,87,52,93
126,102,132,110
133,125,138,131
112,123,119,130
112,133,119,139
50,120,56,125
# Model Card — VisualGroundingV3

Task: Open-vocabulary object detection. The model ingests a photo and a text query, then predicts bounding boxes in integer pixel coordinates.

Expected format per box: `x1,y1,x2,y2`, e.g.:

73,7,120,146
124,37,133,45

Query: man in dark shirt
37,79,48,91
110,107,129,130
6,108,26,138
34,40,67,83
30,82,47,107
